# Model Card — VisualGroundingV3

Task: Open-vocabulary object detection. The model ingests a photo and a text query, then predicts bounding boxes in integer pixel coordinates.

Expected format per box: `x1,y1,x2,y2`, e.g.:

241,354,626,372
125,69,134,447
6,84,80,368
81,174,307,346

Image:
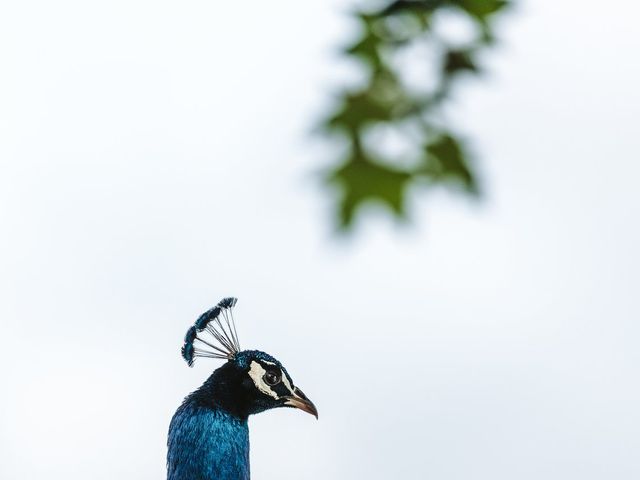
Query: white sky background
1,1,639,479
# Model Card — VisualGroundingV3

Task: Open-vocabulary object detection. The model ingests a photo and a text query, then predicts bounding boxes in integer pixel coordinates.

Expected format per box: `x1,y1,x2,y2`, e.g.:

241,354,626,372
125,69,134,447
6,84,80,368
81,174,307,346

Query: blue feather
192,296,236,332
195,306,221,331
217,297,237,309
168,401,249,480
169,298,316,480
181,343,194,367
184,326,197,343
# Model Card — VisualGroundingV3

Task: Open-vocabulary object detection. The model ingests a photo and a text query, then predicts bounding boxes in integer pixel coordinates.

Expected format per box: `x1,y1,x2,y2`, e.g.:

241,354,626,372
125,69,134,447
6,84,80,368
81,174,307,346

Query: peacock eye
263,370,281,386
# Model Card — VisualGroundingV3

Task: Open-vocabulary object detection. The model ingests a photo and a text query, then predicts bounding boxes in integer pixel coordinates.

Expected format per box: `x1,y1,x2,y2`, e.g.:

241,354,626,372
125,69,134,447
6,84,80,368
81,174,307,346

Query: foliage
322,0,510,230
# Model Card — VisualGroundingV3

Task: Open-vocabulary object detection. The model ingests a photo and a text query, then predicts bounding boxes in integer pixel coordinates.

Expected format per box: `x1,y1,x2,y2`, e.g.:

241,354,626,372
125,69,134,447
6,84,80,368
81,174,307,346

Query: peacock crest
181,297,241,366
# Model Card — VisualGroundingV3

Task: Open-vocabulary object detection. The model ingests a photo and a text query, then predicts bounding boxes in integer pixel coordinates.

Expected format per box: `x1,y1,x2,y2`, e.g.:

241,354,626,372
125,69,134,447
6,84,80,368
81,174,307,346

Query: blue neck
167,400,250,480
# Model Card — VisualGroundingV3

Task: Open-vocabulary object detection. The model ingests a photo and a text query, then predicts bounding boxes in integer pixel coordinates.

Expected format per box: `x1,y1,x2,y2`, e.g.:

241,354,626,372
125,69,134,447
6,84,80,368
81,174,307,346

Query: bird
167,297,317,480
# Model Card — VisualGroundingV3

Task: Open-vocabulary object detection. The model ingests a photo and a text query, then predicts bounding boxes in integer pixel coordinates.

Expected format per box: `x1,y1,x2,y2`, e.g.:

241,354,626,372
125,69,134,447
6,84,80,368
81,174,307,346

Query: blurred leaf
327,152,412,229
382,0,447,15
327,90,393,133
452,0,509,21
443,49,478,75
320,0,507,230
345,15,384,70
421,134,478,193
346,33,383,70
325,73,415,134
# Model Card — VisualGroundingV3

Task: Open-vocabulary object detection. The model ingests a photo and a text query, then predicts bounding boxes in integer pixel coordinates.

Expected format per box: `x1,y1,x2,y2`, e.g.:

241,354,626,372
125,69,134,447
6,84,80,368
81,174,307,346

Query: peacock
167,297,317,480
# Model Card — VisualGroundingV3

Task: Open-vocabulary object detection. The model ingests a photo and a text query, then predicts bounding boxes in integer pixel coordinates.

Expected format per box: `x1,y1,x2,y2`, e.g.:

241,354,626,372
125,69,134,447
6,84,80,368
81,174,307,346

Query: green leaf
327,151,413,228
443,49,478,76
382,0,447,15
320,0,507,231
326,90,393,133
345,32,383,70
421,134,479,193
324,73,415,134
452,0,509,20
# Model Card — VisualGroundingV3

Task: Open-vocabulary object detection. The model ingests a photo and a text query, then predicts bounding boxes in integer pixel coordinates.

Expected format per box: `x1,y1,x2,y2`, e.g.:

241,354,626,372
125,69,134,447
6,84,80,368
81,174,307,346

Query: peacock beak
284,387,318,419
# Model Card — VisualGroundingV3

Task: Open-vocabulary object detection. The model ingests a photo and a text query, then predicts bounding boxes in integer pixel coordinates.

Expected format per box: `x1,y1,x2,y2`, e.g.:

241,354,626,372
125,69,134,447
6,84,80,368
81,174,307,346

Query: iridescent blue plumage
185,326,197,343
168,397,249,480
168,298,317,480
181,297,241,365
217,297,237,309
195,306,221,331
181,342,194,367
181,327,197,366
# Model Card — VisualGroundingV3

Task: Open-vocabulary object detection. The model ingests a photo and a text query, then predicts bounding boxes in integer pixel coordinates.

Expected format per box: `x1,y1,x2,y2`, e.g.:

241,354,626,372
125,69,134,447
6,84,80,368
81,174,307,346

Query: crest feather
180,297,241,366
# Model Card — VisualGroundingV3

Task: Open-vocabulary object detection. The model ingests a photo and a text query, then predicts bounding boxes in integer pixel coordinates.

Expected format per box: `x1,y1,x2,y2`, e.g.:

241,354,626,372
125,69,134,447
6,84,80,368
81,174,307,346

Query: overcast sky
1,1,639,479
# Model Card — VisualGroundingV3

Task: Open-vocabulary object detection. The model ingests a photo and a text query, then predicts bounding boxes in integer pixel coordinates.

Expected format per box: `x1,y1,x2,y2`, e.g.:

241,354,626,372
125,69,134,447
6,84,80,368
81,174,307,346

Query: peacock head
180,298,318,419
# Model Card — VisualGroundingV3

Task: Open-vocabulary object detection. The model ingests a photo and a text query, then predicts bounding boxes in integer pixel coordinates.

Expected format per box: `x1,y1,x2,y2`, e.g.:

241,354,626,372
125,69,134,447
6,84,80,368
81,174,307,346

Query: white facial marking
281,372,295,395
248,361,279,399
